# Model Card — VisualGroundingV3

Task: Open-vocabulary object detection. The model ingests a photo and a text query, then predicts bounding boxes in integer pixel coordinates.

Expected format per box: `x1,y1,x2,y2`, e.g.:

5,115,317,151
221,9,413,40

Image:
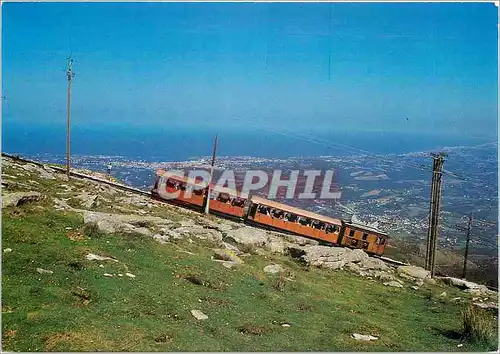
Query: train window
333,225,340,233
380,238,386,245
299,218,311,226
232,198,245,207
375,237,380,245
362,233,368,240
288,214,298,222
258,206,268,214
314,221,324,230
273,209,284,218
349,229,355,237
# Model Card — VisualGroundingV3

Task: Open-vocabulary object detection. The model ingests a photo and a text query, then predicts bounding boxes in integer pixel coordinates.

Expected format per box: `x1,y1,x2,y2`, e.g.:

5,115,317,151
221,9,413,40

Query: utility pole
203,134,218,214
425,152,446,277
66,56,75,179
461,213,473,279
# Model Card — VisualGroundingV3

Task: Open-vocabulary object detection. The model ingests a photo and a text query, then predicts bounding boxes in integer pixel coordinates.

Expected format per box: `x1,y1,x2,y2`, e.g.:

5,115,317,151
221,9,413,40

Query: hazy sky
2,2,498,137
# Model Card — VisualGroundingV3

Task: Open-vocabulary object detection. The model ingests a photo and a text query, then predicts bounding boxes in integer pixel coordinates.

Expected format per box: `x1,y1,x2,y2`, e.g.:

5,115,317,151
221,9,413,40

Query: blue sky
2,2,498,138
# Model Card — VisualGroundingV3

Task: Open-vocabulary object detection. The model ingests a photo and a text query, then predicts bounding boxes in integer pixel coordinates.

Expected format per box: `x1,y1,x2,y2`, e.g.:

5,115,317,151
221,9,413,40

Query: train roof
156,169,248,199
250,196,342,226
342,220,389,237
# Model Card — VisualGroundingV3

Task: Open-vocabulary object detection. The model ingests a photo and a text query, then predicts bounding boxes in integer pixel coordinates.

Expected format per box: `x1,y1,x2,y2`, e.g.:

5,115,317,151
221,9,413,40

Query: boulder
2,191,43,208
345,249,369,264
441,277,490,294
266,237,286,254
378,273,397,282
36,268,53,274
397,266,430,279
190,309,208,320
384,280,403,288
263,264,284,274
359,257,389,270
226,227,268,247
352,333,378,341
85,253,118,262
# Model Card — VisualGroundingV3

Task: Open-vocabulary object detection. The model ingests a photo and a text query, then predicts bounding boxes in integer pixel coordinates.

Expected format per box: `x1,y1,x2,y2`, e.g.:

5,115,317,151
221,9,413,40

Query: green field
2,202,498,352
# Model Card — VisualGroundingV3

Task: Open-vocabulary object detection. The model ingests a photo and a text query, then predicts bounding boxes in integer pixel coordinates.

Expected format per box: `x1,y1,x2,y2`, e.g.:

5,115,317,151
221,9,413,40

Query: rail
1,152,151,197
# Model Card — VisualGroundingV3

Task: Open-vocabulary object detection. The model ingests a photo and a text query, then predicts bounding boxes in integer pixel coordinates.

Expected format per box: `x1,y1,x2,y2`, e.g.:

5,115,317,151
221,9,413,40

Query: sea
3,122,496,161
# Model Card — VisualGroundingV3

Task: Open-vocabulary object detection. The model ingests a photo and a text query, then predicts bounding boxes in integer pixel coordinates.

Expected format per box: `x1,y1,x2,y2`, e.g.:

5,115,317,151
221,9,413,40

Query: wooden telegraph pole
66,56,75,179
425,152,446,277
461,213,473,279
204,135,218,214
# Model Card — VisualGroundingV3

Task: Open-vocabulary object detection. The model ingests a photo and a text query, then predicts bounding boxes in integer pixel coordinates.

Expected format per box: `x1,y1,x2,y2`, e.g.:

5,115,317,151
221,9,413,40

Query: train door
248,203,258,219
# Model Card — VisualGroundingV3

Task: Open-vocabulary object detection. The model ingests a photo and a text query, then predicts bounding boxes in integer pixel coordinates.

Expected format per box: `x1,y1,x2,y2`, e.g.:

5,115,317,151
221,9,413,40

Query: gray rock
132,227,153,237
352,333,378,341
359,257,389,270
266,238,286,254
441,277,490,294
190,309,208,320
222,242,243,255
36,268,53,274
3,248,12,253
2,191,43,207
85,253,118,262
384,280,403,288
473,302,498,310
263,264,284,274
226,227,268,246
345,249,369,263
302,246,348,268
397,265,430,279
378,273,396,282
411,286,420,290
153,234,170,243
345,262,362,273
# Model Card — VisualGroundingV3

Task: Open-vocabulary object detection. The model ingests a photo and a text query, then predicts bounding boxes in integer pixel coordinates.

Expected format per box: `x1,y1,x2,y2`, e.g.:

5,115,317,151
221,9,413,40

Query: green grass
2,201,498,352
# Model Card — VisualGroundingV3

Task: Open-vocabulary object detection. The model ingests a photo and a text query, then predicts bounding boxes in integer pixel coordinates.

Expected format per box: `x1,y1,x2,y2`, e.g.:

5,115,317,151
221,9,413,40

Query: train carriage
151,169,390,256
247,196,343,245
152,169,206,209
207,185,249,219
339,220,389,255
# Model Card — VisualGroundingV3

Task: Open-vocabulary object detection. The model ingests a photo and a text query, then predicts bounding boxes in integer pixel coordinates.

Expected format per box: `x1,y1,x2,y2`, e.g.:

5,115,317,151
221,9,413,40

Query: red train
151,169,389,256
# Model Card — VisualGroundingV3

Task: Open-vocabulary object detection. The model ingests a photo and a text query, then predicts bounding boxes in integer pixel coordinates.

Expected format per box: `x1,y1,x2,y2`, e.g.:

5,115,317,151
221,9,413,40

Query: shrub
82,222,102,239
462,304,497,347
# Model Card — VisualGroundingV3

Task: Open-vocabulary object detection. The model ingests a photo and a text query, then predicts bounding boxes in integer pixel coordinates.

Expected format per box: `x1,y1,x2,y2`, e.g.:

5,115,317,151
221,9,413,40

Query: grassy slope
2,163,498,352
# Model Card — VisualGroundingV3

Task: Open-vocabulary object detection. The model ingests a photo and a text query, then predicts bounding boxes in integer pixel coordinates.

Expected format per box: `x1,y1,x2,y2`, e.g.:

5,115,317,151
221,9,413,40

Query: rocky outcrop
226,227,268,247
263,264,284,274
440,277,492,295
2,191,43,208
397,266,430,279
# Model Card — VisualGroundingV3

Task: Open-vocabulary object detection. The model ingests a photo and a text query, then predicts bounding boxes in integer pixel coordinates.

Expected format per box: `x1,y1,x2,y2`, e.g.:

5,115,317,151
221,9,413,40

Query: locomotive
151,169,389,256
